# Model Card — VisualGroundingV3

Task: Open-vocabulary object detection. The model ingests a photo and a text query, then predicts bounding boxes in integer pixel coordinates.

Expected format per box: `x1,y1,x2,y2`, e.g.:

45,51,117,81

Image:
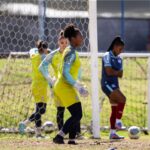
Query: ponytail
35,40,48,54
107,37,124,51
64,24,80,41
58,30,65,40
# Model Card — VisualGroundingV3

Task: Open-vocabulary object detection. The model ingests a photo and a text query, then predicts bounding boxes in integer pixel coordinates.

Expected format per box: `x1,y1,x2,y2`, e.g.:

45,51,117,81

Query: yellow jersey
30,48,48,103
53,46,81,107
51,49,63,78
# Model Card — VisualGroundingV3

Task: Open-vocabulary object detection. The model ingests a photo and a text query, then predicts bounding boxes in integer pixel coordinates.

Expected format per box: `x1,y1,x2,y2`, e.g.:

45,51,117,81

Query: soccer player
39,30,68,129
52,24,88,144
19,40,52,138
101,37,126,139
39,30,82,138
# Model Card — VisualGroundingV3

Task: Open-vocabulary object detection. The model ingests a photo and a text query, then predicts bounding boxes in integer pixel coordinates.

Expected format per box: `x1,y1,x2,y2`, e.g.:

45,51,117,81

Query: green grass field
0,57,149,150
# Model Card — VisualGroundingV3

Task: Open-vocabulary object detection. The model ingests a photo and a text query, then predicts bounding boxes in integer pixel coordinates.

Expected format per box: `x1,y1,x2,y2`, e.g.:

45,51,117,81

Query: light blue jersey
101,50,123,86
101,50,123,96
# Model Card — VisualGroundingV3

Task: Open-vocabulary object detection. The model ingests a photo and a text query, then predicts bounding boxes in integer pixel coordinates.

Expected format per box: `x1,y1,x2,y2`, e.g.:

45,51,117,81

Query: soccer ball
128,126,141,139
42,121,54,133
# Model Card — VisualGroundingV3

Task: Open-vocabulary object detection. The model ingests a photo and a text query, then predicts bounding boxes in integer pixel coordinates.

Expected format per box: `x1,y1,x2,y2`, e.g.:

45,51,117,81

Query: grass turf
0,57,148,130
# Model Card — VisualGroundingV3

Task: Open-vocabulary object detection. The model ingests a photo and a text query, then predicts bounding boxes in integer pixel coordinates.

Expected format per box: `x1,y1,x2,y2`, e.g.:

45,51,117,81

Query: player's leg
109,89,126,139
53,102,82,144
102,84,119,139
109,89,126,129
115,90,126,129
76,121,81,134
76,121,84,139
68,122,77,144
68,103,82,144
57,107,65,130
34,103,47,138
19,104,37,134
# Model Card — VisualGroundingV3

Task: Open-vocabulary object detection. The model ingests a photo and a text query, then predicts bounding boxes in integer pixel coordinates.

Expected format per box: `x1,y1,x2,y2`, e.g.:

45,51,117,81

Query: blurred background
0,0,150,132
98,0,150,52
0,0,150,54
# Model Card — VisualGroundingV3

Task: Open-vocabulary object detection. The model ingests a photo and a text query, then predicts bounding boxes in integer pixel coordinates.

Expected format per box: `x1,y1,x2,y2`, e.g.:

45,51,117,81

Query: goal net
0,0,149,137
99,53,150,130
0,0,94,135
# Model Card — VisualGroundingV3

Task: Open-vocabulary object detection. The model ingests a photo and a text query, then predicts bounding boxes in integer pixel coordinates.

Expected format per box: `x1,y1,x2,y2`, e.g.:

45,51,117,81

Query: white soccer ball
128,126,141,139
42,121,54,133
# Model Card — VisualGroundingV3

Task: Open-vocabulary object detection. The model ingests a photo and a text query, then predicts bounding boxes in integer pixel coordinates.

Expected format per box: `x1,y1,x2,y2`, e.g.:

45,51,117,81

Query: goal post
1,49,150,132
38,0,46,40
147,57,150,131
1,0,150,136
88,0,100,138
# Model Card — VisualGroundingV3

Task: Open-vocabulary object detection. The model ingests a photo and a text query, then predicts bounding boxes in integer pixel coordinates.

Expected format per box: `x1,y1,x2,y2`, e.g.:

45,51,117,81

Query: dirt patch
1,138,150,150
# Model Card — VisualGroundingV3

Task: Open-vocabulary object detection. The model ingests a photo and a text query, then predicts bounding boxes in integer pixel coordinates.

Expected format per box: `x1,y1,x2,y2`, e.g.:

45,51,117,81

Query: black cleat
53,135,65,144
68,140,77,145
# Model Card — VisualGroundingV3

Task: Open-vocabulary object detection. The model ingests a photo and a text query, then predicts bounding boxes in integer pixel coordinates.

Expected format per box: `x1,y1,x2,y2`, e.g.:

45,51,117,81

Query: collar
57,47,62,53
41,54,46,60
55,48,62,54
69,45,76,51
110,50,118,58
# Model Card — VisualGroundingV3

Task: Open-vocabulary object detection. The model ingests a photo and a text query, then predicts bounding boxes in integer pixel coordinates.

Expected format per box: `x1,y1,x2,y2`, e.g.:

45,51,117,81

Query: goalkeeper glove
74,82,89,97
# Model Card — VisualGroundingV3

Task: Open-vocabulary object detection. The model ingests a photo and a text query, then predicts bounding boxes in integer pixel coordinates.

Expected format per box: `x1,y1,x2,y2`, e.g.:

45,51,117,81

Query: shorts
53,79,80,107
32,81,49,103
101,81,119,97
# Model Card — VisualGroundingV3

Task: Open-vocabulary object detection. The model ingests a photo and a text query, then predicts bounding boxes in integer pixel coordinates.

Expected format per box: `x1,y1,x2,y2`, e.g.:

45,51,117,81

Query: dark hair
64,24,80,41
36,40,48,53
58,30,65,40
107,37,124,51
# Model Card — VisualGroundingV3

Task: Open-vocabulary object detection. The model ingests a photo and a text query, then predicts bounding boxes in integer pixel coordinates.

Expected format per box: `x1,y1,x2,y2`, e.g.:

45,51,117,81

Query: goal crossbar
9,52,150,58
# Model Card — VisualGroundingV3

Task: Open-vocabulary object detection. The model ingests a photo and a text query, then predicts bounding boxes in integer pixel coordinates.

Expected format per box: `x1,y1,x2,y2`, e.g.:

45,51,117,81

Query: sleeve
103,53,112,67
78,68,82,80
63,52,76,86
29,48,38,58
39,52,55,87
119,58,123,71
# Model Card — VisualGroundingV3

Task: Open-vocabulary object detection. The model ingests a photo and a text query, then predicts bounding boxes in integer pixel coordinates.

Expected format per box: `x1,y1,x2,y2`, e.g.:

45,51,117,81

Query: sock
23,119,31,126
117,103,125,119
35,127,41,136
110,129,116,134
110,104,118,129
58,130,65,137
116,119,121,124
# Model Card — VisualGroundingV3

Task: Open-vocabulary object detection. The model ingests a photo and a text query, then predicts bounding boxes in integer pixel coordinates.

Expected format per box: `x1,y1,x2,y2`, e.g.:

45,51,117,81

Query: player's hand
118,70,123,78
74,82,89,97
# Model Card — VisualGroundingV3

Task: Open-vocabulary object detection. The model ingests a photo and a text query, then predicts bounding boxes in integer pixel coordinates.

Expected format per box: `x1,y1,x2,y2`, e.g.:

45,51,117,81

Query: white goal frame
10,51,150,133
7,0,150,137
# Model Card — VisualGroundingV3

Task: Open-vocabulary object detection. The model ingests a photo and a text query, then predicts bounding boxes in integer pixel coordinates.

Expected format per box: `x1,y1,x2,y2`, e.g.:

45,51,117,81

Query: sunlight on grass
0,57,148,130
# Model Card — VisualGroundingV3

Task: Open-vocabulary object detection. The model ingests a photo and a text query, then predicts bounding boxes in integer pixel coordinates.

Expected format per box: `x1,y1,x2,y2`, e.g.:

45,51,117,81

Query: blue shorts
101,82,119,97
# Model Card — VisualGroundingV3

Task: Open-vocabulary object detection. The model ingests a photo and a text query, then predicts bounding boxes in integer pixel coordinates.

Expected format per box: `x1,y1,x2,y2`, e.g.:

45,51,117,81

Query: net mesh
100,56,148,128
0,0,149,134
0,0,92,134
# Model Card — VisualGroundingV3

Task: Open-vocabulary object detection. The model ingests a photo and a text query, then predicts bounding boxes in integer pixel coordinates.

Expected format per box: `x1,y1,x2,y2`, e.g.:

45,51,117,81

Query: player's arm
103,54,123,78
29,48,38,58
105,67,123,78
39,52,55,87
119,58,123,78
63,53,88,97
63,53,76,86
78,68,82,80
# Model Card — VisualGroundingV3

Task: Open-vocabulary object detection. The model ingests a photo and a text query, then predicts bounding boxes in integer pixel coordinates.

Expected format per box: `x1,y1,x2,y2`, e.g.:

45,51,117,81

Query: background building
0,0,149,54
